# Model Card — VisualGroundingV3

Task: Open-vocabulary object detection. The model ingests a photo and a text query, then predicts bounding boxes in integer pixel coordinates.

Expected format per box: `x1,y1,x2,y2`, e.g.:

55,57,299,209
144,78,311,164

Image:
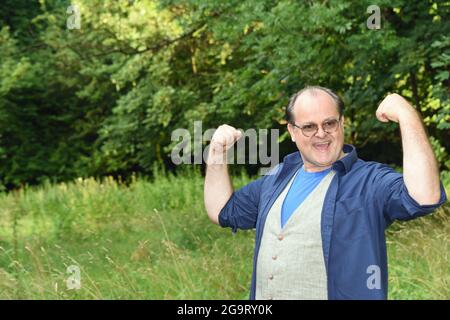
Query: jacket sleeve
373,164,447,225
218,175,266,233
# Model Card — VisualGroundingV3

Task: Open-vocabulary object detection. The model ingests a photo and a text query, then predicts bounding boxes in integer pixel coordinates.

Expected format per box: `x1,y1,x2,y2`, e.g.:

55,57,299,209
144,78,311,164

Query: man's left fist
376,93,416,123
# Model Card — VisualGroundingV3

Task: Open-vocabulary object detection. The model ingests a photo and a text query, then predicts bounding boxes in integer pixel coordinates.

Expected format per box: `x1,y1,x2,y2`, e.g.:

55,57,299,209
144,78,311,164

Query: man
204,86,447,300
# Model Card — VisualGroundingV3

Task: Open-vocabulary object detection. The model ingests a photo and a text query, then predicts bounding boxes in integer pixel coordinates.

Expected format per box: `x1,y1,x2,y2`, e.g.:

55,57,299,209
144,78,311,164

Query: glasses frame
291,116,342,138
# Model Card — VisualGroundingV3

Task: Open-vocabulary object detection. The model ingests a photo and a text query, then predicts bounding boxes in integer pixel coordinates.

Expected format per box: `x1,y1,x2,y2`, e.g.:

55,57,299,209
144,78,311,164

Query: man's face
287,91,345,172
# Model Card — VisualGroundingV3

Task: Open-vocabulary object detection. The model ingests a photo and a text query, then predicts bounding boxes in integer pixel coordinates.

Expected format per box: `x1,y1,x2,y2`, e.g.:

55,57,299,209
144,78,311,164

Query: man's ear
287,123,296,142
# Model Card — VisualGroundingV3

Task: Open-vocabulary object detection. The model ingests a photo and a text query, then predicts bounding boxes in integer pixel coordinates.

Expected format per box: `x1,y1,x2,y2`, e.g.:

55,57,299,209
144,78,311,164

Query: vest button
272,255,277,260
268,274,274,280
278,234,284,241
268,296,273,300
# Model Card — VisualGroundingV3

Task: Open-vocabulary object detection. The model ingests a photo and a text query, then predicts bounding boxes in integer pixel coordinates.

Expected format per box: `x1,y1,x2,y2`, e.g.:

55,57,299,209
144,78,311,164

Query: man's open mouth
313,141,331,152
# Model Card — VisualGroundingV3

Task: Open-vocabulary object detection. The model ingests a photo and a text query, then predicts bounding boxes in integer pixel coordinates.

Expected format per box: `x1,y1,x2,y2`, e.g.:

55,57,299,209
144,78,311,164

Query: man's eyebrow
299,117,338,125
323,116,338,122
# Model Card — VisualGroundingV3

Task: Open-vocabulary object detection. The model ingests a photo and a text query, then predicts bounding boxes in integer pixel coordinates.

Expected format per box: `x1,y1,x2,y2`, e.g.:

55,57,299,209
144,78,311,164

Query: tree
0,0,448,189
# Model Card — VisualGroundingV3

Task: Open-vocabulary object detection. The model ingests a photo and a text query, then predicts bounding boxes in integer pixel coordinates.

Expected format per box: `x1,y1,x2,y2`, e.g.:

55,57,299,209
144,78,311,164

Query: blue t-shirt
281,165,332,228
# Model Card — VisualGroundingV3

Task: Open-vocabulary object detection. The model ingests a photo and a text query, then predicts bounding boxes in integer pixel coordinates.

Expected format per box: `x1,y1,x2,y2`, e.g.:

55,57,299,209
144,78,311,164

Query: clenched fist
207,124,243,165
376,93,417,123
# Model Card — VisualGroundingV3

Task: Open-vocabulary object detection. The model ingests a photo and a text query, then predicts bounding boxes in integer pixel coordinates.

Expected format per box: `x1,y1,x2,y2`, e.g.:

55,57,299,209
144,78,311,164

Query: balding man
204,86,446,300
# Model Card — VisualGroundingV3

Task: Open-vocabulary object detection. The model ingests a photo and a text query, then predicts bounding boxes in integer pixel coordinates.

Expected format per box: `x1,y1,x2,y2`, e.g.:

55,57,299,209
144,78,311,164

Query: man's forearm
399,110,441,205
204,124,242,224
204,163,233,225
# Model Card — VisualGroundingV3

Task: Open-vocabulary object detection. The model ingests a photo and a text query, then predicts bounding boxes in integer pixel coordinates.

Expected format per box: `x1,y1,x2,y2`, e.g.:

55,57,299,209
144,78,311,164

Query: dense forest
0,0,448,189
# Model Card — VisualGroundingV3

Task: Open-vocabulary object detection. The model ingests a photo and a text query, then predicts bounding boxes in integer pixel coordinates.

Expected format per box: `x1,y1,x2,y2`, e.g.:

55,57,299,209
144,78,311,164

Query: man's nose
314,125,327,138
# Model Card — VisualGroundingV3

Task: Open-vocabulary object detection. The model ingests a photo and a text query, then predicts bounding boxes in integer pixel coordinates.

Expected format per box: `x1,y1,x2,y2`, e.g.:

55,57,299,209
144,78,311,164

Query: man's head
286,86,345,172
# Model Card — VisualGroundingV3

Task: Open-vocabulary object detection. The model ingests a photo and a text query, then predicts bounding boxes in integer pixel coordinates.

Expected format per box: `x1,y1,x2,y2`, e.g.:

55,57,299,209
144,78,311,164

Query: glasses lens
302,124,318,136
323,119,339,132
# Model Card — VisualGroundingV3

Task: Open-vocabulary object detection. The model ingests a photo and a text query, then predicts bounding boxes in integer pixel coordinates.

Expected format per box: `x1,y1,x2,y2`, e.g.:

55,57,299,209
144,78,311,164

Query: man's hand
376,93,418,123
207,124,243,165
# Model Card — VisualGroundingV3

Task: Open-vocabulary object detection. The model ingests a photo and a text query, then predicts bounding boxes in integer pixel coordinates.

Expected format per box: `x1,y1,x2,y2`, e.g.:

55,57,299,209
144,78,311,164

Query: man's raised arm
376,93,442,205
204,124,242,224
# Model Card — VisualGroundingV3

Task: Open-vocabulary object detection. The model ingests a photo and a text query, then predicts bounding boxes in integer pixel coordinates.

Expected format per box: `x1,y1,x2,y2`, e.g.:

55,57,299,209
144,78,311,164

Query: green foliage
0,0,448,187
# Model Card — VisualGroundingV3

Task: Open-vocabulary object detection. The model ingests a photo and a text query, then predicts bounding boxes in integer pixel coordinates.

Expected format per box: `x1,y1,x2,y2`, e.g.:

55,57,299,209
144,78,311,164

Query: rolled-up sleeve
374,164,447,224
218,176,266,233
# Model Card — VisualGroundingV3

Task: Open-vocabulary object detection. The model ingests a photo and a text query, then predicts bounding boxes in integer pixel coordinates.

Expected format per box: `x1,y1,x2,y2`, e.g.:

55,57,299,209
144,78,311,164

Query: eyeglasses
291,116,342,137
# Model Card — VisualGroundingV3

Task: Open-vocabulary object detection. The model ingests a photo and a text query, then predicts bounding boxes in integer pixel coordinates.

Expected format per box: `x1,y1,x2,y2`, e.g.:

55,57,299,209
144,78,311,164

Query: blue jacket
218,144,447,300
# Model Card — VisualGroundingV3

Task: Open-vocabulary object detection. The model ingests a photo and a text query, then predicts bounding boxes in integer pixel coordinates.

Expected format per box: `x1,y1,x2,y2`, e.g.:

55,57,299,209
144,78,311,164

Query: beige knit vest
255,169,335,300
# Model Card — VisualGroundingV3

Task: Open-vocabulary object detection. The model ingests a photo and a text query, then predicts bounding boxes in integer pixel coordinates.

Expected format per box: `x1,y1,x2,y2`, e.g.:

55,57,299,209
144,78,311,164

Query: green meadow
0,169,448,299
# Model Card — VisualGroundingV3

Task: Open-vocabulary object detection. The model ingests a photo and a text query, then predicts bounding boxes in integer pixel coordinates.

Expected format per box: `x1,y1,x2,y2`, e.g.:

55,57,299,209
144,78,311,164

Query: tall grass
386,208,449,299
0,168,448,299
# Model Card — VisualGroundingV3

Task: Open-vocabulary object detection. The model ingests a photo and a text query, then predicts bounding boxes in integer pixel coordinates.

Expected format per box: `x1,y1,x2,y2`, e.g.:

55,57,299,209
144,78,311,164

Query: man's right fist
207,124,242,165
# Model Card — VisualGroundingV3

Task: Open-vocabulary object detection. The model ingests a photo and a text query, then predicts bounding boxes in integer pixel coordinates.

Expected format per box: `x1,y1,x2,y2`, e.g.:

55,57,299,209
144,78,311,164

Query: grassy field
0,168,448,299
